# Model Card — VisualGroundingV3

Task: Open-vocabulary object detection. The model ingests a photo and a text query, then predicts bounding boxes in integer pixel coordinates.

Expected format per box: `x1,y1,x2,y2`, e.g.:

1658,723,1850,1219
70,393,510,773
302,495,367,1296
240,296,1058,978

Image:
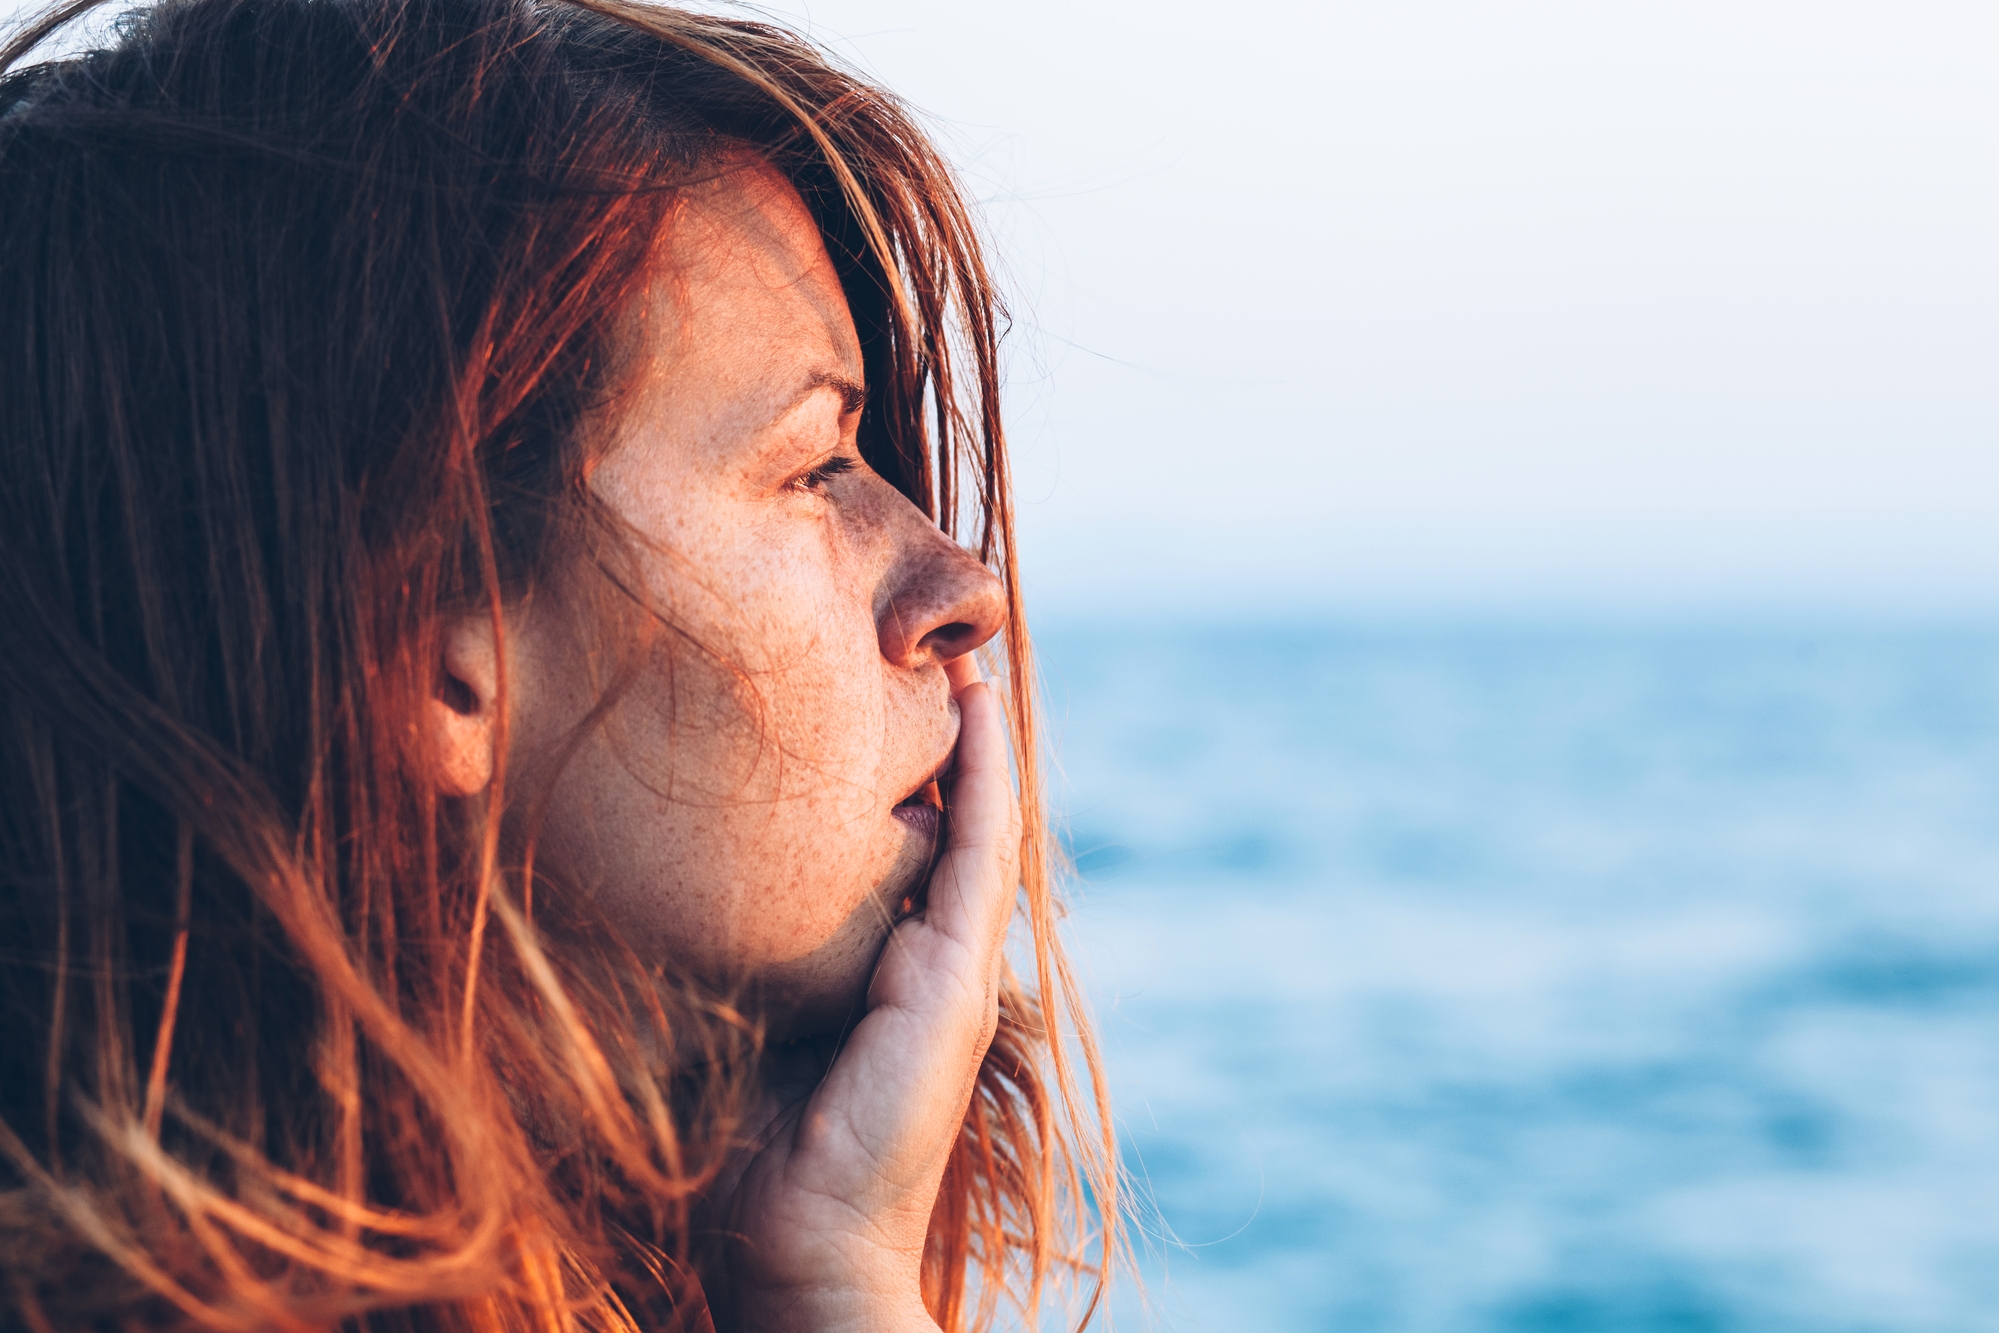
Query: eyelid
785,453,859,494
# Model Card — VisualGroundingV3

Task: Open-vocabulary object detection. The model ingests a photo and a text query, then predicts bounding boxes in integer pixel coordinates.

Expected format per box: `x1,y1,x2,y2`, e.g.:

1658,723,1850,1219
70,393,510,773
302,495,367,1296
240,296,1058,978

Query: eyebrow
804,369,868,417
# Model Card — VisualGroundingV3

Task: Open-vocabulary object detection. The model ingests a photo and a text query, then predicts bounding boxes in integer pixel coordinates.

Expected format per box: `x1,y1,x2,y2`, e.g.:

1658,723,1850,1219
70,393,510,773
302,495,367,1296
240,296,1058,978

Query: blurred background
722,3,1999,1329
9,0,1996,1327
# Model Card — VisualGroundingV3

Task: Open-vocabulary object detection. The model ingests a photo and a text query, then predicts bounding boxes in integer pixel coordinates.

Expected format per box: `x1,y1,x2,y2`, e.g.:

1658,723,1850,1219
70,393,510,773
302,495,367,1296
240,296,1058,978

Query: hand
713,656,1021,1332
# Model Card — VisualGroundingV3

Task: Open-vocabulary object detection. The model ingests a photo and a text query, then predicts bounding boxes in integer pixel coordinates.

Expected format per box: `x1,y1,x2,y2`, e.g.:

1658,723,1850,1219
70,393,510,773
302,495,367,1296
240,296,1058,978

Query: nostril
440,673,478,716
919,621,979,662
875,530,1008,667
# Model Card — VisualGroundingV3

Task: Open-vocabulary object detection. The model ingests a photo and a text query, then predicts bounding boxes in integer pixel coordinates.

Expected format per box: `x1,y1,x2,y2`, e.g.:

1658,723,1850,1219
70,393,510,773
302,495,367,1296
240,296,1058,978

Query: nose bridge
868,475,1006,669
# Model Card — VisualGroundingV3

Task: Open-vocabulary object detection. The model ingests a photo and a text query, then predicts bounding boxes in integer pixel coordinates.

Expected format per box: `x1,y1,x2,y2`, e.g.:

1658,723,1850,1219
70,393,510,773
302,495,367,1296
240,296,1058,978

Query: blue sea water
1037,621,1999,1333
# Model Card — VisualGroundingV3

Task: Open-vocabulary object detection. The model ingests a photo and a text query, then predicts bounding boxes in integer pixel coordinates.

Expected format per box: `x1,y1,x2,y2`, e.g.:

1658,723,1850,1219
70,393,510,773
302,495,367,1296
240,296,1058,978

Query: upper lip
895,742,957,808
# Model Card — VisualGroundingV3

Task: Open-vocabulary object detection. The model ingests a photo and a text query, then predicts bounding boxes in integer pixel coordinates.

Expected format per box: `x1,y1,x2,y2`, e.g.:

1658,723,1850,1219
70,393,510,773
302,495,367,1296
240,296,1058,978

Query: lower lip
892,801,941,841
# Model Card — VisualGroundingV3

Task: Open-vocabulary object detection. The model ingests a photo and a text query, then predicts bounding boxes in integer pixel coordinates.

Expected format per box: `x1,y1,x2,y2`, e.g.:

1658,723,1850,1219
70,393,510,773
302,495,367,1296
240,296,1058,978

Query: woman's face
509,161,1005,1038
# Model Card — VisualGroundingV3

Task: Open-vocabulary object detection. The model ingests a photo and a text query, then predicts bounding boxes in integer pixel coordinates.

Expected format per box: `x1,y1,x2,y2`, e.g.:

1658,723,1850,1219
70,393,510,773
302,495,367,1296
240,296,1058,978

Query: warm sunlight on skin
4,3,1110,1324
423,160,1027,1328
507,159,1007,1040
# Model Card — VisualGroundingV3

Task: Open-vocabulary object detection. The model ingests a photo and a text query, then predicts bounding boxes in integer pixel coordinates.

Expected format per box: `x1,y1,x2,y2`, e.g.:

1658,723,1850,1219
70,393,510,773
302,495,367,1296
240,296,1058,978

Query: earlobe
427,615,501,797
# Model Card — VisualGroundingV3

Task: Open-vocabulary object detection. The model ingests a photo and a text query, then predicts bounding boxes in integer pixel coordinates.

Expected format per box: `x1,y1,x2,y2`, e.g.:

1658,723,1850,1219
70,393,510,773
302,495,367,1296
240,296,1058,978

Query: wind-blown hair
0,0,1116,1327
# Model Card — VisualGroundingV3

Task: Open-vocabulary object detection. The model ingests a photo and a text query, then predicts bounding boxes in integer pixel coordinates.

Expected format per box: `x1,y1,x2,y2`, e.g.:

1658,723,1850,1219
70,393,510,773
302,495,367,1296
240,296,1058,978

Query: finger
944,650,982,695
853,674,1015,1074
918,676,1017,954
777,671,1018,1225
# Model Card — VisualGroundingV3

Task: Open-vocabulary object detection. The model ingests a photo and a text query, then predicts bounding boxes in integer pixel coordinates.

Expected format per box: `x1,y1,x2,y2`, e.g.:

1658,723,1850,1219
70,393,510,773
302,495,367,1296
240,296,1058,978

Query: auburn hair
0,0,1117,1328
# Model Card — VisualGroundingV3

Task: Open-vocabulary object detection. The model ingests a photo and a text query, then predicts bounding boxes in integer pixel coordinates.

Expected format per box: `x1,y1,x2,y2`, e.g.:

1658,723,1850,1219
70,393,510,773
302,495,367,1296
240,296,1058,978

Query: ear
426,615,501,797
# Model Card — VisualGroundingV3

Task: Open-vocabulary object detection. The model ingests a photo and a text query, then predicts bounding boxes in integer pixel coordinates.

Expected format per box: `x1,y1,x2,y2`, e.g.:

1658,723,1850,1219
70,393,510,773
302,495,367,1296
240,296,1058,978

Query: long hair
0,0,1118,1327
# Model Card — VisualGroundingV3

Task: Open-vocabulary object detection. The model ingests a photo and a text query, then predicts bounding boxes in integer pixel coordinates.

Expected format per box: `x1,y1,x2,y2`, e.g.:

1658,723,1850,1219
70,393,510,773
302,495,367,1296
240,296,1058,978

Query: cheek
727,517,895,806
730,560,903,903
537,532,906,976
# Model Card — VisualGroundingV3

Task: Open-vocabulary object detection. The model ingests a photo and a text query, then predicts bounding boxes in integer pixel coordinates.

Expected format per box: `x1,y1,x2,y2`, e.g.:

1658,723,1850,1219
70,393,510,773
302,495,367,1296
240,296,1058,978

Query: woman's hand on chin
718,655,1019,1333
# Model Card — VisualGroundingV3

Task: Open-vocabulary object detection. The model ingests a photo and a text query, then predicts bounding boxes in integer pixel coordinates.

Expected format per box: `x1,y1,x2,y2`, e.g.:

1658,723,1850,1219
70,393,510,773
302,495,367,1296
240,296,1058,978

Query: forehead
590,159,866,505
636,159,863,404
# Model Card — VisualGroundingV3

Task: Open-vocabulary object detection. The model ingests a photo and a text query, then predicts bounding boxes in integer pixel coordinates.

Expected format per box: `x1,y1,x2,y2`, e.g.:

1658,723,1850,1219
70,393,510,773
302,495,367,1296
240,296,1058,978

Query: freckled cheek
743,709,903,959
671,535,898,960
752,555,893,806
715,805,889,968
761,672,895,828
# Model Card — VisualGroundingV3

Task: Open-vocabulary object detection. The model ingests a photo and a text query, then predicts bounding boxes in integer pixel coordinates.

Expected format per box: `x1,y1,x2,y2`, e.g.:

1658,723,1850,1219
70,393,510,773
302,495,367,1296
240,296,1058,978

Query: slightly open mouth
891,779,943,839
891,780,944,923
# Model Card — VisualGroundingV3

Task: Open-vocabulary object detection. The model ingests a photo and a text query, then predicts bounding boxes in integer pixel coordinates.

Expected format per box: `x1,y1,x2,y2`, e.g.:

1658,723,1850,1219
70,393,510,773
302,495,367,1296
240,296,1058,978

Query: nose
875,508,1008,670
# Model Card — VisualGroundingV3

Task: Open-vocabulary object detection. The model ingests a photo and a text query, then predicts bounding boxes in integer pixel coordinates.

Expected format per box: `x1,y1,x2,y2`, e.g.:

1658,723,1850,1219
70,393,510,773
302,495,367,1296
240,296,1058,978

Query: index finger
944,650,983,697
922,673,1017,950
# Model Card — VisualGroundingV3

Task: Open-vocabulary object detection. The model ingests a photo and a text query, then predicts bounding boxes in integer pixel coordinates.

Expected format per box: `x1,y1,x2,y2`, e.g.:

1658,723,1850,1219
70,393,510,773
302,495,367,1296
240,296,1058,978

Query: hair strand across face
0,0,1121,1327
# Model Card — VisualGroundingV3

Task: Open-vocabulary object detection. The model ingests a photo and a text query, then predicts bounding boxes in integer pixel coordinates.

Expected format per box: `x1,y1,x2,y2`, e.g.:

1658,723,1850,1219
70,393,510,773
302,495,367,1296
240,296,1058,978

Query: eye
785,454,859,495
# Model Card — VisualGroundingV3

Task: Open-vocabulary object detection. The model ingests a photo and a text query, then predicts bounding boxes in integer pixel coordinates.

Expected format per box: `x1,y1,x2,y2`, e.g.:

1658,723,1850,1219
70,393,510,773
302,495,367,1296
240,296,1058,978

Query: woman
0,0,1117,1328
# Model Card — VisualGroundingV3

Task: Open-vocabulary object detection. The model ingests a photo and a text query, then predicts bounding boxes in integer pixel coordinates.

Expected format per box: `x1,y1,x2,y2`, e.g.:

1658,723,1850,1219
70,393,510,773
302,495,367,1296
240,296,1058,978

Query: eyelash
788,454,858,494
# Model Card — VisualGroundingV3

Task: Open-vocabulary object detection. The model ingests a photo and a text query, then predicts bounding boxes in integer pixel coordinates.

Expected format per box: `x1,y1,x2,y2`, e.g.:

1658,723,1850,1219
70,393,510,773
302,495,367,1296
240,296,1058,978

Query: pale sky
8,0,1996,615
755,0,1999,617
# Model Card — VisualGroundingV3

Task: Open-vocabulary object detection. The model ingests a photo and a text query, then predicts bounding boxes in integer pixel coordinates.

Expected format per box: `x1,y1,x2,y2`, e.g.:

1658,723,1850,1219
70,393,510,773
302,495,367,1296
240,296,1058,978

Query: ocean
1038,621,1999,1333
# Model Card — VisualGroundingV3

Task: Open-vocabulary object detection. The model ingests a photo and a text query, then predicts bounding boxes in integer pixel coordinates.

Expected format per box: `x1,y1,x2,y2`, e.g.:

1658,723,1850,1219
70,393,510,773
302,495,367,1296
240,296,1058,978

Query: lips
890,722,955,867
891,779,942,840
890,777,944,924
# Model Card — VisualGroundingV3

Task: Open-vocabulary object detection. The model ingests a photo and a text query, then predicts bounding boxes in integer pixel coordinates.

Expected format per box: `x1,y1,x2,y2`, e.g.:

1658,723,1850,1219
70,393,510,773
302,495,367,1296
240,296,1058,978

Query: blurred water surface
1040,621,1999,1333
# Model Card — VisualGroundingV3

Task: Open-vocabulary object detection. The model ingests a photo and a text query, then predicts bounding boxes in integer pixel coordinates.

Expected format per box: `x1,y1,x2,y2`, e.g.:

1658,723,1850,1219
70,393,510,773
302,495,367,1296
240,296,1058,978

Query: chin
754,818,934,1042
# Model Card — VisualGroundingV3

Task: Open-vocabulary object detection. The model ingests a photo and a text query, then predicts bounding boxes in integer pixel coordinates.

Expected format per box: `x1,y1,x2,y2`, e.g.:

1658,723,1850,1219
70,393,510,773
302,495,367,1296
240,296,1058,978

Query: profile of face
449,161,1006,1040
